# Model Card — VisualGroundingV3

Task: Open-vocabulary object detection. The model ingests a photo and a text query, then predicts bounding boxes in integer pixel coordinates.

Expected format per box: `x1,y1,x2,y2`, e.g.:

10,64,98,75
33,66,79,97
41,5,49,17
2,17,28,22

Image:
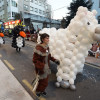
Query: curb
85,62,100,67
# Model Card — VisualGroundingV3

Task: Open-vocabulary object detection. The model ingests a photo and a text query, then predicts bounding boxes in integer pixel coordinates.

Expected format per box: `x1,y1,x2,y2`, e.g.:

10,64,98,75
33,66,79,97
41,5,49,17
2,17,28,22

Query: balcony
24,13,61,24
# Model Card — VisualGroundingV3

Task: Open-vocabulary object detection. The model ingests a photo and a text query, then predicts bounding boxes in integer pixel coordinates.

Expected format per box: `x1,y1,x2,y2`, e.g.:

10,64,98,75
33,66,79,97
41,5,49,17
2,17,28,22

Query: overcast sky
47,0,72,19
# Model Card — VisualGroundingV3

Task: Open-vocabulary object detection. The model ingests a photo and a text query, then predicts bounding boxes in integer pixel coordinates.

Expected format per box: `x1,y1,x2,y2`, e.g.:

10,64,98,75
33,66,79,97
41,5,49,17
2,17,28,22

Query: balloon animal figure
0,32,5,46
38,6,100,90
12,25,26,52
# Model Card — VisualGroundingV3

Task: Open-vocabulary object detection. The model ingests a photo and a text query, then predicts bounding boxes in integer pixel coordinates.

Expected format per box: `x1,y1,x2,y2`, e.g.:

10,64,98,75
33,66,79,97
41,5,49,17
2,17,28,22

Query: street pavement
0,60,33,100
0,37,100,100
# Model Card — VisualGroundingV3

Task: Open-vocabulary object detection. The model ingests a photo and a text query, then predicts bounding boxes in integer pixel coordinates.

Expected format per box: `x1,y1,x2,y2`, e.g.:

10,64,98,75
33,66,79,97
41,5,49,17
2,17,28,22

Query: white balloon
62,58,71,66
70,64,75,70
60,53,65,60
55,82,60,87
56,40,63,46
49,46,53,51
0,38,3,44
55,48,61,54
92,10,97,16
80,64,84,69
81,38,89,45
66,43,75,50
58,68,63,75
64,50,73,59
75,41,80,47
61,45,66,51
73,68,78,74
77,34,83,41
81,58,85,63
73,49,78,55
56,73,59,77
87,44,92,50
49,39,55,44
70,71,75,78
79,46,87,52
54,55,60,60
62,67,70,73
57,76,62,82
71,56,77,63
69,78,74,85
68,35,77,43
75,61,82,67
60,81,70,88
62,73,69,81
76,53,84,60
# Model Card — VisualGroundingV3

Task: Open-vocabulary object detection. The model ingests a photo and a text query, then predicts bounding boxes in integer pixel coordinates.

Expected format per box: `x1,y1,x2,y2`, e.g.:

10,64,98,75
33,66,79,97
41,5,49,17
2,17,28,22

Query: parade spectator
25,29,30,40
35,28,41,42
30,26,36,34
8,29,12,37
88,43,99,57
30,26,36,41
33,33,60,97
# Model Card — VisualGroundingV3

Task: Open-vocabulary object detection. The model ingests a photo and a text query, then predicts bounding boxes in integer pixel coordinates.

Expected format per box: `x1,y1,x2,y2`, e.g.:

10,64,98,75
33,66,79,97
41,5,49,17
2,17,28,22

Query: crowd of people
25,27,40,42
88,42,100,58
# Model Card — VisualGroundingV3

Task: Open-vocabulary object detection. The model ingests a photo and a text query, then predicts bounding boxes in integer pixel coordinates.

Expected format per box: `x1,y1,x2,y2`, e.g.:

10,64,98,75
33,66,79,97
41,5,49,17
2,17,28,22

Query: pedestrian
25,29,30,40
33,33,60,97
30,26,36,41
30,26,36,34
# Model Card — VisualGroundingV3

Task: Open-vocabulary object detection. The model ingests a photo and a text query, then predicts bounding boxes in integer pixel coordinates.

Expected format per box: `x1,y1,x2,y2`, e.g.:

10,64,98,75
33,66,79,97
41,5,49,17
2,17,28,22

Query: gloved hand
55,60,60,65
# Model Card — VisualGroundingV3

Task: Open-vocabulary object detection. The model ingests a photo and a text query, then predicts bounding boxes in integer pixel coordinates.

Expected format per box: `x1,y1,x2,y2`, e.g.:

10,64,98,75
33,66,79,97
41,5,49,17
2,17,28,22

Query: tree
66,0,93,27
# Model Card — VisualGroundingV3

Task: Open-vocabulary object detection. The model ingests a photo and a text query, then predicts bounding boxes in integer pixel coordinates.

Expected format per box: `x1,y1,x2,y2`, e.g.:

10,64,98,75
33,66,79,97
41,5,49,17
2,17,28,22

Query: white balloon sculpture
38,6,100,90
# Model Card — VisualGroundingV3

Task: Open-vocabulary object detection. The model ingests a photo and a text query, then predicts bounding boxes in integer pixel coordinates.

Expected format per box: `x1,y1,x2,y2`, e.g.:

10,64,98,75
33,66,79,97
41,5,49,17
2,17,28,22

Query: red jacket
33,44,56,75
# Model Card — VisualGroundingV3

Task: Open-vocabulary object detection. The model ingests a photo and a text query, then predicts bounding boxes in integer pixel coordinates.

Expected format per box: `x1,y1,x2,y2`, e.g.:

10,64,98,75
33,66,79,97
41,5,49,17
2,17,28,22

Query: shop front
4,20,21,29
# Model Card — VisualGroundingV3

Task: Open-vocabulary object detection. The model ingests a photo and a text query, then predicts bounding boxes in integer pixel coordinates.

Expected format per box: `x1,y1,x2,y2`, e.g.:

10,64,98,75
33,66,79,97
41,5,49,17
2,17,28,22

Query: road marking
0,54,2,57
85,63,100,70
3,60,15,70
22,79,33,90
22,79,46,100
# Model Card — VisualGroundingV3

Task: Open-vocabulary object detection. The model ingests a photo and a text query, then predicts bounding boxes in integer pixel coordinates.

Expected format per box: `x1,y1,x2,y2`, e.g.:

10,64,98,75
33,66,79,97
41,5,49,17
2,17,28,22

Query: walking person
33,33,60,97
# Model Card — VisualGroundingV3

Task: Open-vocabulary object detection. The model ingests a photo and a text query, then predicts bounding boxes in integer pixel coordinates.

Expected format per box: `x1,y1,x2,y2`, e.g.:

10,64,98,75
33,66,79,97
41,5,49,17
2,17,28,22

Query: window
35,0,38,4
12,0,17,7
39,1,41,6
39,9,42,14
30,0,33,2
25,0,29,1
24,5,29,11
12,12,16,17
30,6,34,11
34,8,38,13
8,12,11,17
98,16,100,24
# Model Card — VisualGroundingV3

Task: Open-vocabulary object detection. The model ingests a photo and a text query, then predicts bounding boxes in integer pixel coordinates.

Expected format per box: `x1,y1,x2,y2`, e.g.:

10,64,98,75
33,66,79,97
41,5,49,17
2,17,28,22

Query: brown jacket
33,44,56,75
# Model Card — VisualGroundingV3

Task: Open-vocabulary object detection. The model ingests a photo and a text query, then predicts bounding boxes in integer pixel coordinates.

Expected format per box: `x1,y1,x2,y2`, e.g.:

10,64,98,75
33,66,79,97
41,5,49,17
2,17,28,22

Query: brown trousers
36,76,49,92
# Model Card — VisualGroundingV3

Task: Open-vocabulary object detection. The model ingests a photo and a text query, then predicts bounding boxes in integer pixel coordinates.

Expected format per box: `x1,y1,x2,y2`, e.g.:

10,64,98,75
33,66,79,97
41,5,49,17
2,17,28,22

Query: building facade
0,0,61,30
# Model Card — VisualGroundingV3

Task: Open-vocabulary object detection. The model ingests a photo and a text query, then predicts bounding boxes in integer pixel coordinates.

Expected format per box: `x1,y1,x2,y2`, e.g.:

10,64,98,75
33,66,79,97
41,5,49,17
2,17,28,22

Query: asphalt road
0,37,100,100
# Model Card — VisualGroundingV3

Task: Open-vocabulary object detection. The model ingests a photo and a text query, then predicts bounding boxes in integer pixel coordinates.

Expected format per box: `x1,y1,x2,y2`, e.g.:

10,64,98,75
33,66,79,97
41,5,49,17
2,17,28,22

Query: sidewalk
0,60,34,100
85,56,100,67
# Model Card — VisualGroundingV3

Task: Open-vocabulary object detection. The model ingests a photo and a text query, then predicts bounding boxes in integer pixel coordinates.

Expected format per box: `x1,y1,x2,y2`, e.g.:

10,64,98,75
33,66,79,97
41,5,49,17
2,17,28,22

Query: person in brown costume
33,33,60,97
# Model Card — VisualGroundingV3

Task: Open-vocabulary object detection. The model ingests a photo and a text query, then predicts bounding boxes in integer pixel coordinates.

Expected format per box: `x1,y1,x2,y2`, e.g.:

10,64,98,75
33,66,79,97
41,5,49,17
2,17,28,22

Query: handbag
32,74,40,92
